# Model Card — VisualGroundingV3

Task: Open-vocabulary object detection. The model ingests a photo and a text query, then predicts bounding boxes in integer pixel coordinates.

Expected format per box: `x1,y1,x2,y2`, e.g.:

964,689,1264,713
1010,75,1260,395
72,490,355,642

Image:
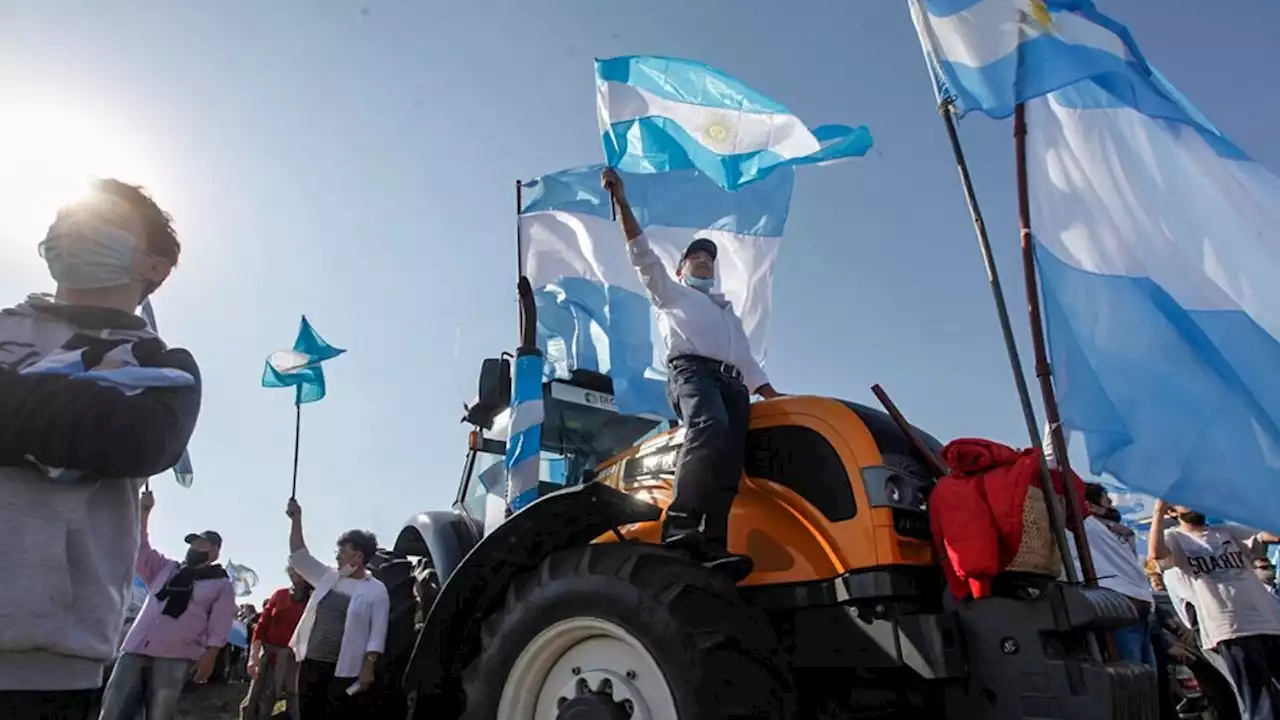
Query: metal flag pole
936,97,1079,587
1013,103,1098,586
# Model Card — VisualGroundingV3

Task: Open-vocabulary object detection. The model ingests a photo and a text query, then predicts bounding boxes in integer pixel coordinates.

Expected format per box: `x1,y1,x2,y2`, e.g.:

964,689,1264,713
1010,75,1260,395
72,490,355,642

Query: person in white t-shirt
1067,484,1155,665
1148,499,1280,720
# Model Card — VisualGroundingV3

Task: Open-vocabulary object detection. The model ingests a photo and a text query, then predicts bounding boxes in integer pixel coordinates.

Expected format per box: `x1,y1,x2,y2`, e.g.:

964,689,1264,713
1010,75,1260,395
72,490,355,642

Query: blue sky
1,0,1278,604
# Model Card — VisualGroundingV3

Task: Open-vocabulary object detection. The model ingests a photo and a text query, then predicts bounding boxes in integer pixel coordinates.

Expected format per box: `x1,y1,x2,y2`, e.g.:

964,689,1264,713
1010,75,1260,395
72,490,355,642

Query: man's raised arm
602,168,680,308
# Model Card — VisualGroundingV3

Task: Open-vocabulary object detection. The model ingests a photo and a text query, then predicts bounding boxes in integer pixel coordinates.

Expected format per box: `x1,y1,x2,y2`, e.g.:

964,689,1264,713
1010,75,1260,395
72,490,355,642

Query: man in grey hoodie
0,179,202,720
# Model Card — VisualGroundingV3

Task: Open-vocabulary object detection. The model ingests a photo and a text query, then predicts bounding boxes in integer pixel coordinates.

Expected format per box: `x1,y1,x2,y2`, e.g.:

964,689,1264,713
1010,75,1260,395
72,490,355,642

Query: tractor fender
403,482,662,705
392,509,479,581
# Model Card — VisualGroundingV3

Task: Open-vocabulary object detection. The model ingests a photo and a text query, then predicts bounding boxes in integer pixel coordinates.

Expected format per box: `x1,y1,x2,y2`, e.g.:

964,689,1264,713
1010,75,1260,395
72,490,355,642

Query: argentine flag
518,165,793,419
908,0,1148,118
261,316,346,405
913,0,1280,532
596,55,872,190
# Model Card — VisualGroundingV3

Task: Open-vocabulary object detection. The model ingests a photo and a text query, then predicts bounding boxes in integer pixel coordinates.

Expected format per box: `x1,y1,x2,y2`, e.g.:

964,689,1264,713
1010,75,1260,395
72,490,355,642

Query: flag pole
1013,103,1098,585
515,180,525,279
936,97,1080,586
290,388,302,500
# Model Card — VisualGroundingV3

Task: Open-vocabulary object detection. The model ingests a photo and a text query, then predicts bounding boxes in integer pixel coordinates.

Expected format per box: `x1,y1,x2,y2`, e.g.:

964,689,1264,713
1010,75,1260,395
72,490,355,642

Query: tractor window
744,425,857,522
462,452,505,520
459,448,570,522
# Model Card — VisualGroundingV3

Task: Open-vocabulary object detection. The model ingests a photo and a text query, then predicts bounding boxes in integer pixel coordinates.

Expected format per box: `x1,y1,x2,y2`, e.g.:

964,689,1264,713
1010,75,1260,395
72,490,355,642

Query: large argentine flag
518,165,793,419
912,0,1280,532
908,0,1148,119
1028,77,1280,533
596,56,873,191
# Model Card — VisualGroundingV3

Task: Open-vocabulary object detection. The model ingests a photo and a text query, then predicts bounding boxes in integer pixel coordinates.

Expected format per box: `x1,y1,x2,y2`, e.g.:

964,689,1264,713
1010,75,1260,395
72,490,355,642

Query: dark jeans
0,690,93,720
98,654,193,720
296,659,370,720
1217,634,1280,720
665,355,750,547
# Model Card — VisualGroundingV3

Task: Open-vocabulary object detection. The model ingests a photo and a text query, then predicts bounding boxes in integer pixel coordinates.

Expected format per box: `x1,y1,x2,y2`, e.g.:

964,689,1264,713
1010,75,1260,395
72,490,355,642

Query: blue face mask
682,275,714,293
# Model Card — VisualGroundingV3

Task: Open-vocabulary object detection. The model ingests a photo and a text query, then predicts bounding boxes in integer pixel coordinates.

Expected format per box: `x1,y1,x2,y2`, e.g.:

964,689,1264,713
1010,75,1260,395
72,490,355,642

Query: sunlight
0,98,161,251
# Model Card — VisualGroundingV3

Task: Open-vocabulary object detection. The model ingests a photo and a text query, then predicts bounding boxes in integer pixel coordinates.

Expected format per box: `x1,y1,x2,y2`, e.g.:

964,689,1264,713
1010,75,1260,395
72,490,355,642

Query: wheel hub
497,617,675,719
554,670,644,720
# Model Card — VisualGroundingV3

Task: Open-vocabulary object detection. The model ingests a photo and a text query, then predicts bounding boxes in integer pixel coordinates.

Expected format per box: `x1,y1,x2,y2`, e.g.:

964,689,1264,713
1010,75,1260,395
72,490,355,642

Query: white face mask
38,218,144,290
682,275,714,293
337,563,356,578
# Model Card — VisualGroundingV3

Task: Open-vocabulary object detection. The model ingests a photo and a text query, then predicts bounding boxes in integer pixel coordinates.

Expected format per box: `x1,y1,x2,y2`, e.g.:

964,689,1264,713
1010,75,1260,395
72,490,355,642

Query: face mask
682,275,714,293
38,218,144,290
1099,507,1122,523
337,562,356,578
1178,511,1207,526
185,548,210,566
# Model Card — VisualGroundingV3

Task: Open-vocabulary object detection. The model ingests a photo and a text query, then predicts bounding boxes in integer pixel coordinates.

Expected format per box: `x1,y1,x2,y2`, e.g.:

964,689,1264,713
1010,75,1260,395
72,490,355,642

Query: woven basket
1005,486,1065,577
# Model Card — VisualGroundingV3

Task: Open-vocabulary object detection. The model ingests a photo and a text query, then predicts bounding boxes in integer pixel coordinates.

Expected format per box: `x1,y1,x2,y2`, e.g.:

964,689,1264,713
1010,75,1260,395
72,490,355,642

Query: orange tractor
393,284,1157,719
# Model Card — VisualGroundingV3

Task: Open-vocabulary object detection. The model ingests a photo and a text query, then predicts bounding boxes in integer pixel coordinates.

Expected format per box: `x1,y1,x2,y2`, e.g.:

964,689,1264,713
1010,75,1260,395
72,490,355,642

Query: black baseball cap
681,235,718,263
184,530,223,549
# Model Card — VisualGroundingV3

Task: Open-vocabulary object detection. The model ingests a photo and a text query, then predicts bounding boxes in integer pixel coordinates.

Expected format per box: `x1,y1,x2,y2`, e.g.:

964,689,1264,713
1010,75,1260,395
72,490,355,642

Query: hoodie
0,294,202,691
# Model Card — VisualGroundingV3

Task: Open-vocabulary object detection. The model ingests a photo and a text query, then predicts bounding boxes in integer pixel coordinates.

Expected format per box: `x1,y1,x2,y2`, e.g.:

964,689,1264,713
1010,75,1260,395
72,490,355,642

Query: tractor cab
453,359,664,531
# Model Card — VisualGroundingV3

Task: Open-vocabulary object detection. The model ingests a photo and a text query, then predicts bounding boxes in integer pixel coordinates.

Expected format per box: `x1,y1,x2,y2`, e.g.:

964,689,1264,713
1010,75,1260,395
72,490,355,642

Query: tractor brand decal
549,382,620,413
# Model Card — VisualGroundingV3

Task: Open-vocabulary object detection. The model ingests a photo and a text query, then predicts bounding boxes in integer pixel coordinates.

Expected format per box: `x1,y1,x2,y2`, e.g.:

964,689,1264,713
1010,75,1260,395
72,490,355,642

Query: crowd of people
1064,481,1280,720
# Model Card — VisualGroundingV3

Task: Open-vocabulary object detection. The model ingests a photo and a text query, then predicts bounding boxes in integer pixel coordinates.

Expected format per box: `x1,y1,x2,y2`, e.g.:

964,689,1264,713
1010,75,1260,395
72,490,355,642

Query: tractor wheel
460,542,794,720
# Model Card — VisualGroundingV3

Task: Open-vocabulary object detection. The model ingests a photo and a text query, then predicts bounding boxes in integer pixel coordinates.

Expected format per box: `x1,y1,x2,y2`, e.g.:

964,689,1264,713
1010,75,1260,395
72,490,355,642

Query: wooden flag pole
1012,103,1098,585
290,392,302,500
935,97,1079,586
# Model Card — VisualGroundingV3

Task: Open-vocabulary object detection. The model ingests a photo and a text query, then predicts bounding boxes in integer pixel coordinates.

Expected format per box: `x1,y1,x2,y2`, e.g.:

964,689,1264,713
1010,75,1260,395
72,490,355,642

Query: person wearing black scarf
155,532,229,619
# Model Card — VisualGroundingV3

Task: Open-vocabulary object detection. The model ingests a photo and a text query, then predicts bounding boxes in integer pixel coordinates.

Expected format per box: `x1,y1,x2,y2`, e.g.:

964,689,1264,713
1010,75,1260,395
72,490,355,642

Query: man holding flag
603,167,780,582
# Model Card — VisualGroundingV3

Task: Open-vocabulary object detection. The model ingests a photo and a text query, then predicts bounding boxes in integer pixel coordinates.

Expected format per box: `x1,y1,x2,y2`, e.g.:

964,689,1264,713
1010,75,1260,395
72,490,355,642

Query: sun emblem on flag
1028,0,1055,32
705,122,729,143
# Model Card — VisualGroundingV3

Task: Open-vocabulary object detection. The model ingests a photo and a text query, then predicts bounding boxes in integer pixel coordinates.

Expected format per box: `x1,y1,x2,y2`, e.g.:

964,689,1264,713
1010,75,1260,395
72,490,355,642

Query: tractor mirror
463,357,511,429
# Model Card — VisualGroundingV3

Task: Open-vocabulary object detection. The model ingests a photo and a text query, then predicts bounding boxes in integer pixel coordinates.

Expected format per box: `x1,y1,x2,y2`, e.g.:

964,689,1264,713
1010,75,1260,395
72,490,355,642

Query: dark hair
84,178,180,264
1083,482,1108,507
337,529,379,565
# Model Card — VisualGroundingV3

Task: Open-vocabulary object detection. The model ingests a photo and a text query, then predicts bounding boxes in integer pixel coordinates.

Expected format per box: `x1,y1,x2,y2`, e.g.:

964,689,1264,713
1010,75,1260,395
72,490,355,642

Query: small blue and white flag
519,165,796,419
596,55,872,190
261,316,346,405
908,0,1148,118
226,561,260,598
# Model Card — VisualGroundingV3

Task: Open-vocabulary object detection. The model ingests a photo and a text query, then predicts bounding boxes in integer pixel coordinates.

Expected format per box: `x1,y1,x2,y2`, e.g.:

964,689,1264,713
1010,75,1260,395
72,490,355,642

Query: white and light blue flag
518,165,794,419
912,0,1280,532
908,0,1148,118
261,316,346,405
596,55,872,190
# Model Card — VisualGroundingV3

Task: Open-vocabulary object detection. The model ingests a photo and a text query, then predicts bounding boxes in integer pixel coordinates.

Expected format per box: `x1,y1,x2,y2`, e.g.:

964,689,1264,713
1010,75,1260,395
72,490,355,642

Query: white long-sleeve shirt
288,548,389,678
627,233,768,393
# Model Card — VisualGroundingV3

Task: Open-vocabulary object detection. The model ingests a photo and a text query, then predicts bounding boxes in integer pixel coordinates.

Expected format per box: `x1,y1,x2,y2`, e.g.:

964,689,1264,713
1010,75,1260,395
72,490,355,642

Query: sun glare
0,99,160,246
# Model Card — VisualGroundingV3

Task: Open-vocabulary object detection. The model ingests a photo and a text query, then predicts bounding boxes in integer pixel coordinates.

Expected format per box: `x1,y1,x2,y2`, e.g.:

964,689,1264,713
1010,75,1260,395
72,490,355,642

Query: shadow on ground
176,681,248,720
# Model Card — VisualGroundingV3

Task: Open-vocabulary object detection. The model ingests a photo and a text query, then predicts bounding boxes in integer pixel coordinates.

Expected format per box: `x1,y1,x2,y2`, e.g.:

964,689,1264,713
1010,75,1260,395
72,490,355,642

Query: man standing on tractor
602,167,781,582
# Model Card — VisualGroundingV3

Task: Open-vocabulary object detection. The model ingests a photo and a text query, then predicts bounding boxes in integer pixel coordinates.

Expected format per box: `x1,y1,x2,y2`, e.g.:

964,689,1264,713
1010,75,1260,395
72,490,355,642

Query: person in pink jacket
99,490,237,720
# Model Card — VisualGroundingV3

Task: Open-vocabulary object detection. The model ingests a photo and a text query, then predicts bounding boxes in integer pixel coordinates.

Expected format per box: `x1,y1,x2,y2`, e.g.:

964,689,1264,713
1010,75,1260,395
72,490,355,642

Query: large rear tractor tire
460,542,795,720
